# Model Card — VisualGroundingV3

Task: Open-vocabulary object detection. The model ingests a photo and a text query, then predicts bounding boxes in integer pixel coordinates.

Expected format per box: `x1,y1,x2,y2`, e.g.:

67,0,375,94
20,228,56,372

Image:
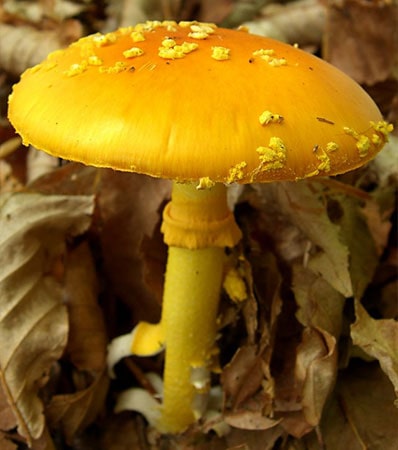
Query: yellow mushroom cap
8,20,391,183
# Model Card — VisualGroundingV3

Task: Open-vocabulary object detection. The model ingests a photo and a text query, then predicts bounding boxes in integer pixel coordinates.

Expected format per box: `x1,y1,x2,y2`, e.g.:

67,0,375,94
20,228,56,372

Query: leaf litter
0,1,397,448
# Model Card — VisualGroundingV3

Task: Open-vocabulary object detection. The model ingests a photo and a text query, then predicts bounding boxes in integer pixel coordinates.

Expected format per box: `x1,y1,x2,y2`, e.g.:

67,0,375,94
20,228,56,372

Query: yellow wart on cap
253,49,287,66
259,111,284,125
211,47,231,61
196,177,215,189
158,39,198,59
371,120,394,139
314,147,331,172
256,137,287,172
131,31,146,42
87,55,103,66
326,142,339,152
135,20,162,32
188,24,215,40
161,20,178,31
343,126,359,139
64,62,88,77
227,161,247,184
99,61,127,74
123,47,144,58
92,32,117,47
356,135,371,158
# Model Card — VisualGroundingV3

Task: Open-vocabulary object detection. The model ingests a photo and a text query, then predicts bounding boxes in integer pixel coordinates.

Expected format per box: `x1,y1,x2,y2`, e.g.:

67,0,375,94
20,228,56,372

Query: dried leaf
324,0,398,84
0,434,17,450
265,182,352,297
222,345,267,412
333,194,380,299
303,364,398,450
98,171,170,323
64,242,107,372
0,25,63,76
293,265,345,338
45,368,109,444
295,327,337,427
369,136,398,188
0,192,94,444
0,381,17,431
351,300,398,400
224,410,281,431
242,0,326,48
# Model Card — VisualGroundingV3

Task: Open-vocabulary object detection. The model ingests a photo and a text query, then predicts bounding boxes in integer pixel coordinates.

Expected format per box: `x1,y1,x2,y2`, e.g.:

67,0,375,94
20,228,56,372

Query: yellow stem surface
159,245,224,432
157,182,241,432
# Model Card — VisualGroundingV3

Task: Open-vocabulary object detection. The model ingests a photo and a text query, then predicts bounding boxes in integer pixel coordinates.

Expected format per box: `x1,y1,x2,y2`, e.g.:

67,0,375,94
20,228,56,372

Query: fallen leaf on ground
324,0,397,84
303,363,398,450
293,265,345,338
351,299,398,400
295,327,337,427
45,368,109,445
63,242,107,372
0,192,94,445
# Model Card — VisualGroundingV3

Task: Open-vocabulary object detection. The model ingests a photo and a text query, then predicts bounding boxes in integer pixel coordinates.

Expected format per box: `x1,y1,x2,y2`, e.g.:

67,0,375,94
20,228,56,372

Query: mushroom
8,20,392,433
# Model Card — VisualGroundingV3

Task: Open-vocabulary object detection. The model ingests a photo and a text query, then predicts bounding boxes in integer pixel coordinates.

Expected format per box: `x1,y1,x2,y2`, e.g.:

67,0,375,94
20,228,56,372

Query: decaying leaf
0,24,81,76
324,0,398,85
303,364,398,450
242,0,326,48
0,433,17,450
97,171,170,323
293,265,345,338
332,193,380,299
63,242,107,372
295,327,337,427
0,192,94,445
45,368,109,445
351,300,398,400
254,182,353,297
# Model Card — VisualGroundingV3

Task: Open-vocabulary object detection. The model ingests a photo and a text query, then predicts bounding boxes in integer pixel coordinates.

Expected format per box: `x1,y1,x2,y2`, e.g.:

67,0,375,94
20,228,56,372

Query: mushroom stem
159,245,224,432
158,181,242,432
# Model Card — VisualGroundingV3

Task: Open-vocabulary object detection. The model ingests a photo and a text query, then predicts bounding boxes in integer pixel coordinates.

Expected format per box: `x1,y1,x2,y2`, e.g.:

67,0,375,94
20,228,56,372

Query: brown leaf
324,0,398,85
224,410,281,431
295,327,337,427
351,300,398,400
293,265,345,338
46,368,109,444
0,192,94,445
254,182,353,297
0,433,17,450
0,381,17,431
64,242,107,372
31,165,171,325
97,171,170,324
303,363,398,450
222,345,265,412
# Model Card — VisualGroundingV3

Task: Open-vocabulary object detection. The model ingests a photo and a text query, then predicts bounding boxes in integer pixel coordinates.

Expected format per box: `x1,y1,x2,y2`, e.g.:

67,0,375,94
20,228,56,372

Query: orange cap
8,20,392,183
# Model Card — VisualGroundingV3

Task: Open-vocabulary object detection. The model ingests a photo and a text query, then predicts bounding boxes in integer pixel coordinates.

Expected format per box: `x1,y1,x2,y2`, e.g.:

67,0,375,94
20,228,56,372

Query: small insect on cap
8,20,392,184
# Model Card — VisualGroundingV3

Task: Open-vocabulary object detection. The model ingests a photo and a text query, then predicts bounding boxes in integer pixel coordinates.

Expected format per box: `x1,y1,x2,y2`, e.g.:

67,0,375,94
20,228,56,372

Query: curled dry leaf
295,327,337,428
0,192,94,445
303,364,398,450
45,368,109,445
351,300,398,400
